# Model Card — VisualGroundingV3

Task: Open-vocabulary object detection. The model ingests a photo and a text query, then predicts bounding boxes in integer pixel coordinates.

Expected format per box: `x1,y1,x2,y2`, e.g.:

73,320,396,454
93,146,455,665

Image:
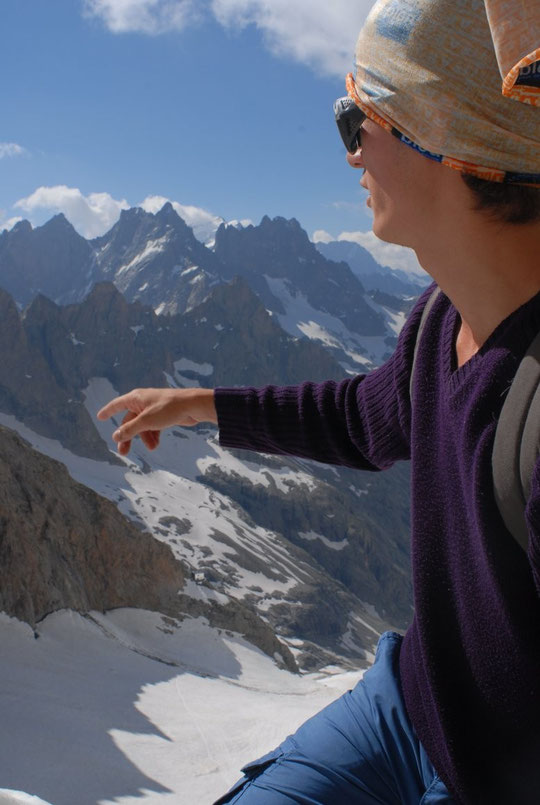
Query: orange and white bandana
352,0,540,185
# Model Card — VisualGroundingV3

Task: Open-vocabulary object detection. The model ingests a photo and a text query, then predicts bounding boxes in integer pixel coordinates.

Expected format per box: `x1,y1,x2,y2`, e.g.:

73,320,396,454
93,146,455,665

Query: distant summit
0,212,96,307
0,204,421,369
316,239,429,297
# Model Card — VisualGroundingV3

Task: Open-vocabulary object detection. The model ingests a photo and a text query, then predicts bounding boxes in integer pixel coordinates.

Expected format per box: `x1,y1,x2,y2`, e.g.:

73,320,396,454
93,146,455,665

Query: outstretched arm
97,387,217,455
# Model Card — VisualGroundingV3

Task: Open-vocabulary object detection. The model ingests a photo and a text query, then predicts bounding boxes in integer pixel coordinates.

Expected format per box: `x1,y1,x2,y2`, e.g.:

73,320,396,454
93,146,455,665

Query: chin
372,218,413,248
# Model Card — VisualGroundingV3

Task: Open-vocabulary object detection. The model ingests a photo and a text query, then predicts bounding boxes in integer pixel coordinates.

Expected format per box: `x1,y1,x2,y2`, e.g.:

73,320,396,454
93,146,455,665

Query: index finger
97,393,136,421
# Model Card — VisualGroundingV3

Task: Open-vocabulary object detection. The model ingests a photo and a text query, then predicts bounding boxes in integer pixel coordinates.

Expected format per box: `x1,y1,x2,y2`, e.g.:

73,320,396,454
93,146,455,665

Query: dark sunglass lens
334,97,366,153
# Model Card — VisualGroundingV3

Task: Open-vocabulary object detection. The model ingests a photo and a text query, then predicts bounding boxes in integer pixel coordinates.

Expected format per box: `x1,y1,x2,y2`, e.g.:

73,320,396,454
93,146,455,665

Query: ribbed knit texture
215,286,540,804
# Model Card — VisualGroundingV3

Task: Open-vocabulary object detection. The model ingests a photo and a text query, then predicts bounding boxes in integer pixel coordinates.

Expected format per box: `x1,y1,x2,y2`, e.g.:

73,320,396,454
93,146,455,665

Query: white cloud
83,0,200,34
14,186,130,238
211,0,373,78
0,143,27,159
312,229,334,244
83,0,373,78
337,230,426,276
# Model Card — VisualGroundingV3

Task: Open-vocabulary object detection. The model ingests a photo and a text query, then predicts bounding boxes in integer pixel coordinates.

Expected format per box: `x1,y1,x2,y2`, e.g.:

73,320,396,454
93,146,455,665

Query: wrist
196,388,218,424
203,389,217,425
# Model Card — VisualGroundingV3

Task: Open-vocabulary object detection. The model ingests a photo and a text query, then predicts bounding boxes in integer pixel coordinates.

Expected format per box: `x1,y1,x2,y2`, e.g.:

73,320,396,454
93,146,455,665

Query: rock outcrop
0,425,298,671
91,204,223,315
0,215,97,308
0,425,185,627
214,216,387,337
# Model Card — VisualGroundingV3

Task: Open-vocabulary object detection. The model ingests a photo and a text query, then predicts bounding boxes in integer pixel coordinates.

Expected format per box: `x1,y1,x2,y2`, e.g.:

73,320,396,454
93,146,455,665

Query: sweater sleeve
215,286,434,471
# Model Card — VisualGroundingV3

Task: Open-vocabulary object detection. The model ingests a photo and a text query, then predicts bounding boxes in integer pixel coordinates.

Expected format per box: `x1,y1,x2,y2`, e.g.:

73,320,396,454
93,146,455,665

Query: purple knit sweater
215,286,540,804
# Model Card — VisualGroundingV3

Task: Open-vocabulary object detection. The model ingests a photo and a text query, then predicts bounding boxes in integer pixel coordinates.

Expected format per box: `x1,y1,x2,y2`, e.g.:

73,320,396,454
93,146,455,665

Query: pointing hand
97,387,217,455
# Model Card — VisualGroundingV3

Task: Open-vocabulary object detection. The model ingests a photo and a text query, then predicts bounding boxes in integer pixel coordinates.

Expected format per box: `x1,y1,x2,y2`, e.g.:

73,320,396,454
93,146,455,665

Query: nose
346,147,364,169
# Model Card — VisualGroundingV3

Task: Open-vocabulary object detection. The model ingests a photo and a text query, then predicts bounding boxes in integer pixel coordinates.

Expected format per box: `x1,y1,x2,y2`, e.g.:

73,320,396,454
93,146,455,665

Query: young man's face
347,118,446,249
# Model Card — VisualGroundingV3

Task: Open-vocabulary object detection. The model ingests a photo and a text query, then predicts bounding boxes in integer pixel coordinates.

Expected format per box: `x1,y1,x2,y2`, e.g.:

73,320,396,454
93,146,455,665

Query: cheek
363,149,397,198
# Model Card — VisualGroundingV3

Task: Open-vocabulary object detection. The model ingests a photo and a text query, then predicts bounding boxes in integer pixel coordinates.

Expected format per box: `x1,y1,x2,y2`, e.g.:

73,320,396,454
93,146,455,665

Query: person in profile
98,0,540,802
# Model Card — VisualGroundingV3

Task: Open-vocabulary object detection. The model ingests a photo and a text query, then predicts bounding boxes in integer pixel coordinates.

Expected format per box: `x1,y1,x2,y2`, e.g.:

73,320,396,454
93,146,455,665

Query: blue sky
0,0,422,273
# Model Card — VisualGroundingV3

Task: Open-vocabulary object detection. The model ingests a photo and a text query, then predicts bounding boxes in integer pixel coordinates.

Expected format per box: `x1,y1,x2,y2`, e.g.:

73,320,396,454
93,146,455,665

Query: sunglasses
334,97,366,154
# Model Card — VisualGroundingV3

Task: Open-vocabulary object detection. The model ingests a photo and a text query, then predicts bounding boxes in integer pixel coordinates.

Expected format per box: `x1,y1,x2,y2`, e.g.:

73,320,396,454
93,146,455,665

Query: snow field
0,610,364,804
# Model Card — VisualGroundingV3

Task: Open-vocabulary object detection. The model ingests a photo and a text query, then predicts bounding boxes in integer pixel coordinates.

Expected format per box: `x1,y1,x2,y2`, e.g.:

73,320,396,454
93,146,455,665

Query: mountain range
0,203,421,672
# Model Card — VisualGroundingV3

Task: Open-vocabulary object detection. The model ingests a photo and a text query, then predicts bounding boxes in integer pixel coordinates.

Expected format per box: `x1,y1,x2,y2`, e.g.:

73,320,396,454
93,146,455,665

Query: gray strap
492,330,540,553
409,287,442,403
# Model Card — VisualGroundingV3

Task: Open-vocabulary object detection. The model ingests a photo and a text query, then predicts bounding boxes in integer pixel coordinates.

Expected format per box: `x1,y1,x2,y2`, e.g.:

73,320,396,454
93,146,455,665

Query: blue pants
214,632,454,804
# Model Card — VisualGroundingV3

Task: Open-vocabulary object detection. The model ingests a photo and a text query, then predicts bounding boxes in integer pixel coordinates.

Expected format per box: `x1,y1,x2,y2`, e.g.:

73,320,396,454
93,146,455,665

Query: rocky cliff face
0,288,112,462
0,281,347,463
92,203,223,315
0,425,184,627
214,216,387,338
0,215,97,308
168,277,345,387
0,424,297,671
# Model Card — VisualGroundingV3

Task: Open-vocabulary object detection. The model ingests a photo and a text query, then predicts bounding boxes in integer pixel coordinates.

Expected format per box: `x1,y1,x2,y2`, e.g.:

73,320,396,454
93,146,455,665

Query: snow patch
116,236,169,276
264,275,386,369
0,792,52,805
174,359,214,388
298,531,349,551
174,359,213,377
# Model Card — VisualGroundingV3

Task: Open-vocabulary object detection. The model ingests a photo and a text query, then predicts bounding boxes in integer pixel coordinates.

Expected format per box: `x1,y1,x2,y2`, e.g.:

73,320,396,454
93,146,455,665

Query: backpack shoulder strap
492,330,540,553
409,286,442,402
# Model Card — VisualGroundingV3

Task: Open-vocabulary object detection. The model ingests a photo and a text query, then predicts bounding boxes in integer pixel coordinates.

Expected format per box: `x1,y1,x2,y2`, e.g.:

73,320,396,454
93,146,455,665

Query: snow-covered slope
0,609,364,805
263,274,394,370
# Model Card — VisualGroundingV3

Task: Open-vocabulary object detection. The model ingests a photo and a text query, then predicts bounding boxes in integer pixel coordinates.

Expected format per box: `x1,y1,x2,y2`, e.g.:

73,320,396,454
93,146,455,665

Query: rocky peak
214,215,313,272
40,212,75,234
8,219,32,236
92,207,157,258
0,212,96,308
23,292,61,322
155,201,188,230
79,280,129,317
259,214,306,238
91,205,224,315
214,215,385,338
